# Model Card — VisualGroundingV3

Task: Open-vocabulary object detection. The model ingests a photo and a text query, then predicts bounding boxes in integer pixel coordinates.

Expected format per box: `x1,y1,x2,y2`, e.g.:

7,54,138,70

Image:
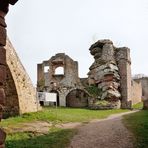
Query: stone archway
66,89,89,108
4,65,20,118
4,38,39,116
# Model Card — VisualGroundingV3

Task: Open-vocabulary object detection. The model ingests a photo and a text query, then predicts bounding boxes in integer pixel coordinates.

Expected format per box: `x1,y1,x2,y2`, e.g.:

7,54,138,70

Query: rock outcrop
88,40,121,108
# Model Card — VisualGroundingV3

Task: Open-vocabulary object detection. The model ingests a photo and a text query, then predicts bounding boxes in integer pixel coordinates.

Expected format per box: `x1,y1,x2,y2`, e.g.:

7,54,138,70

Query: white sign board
45,93,57,102
37,92,57,102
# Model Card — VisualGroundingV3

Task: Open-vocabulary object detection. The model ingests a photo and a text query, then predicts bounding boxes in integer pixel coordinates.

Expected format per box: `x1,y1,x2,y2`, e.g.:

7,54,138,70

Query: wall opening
66,89,89,108
55,67,64,75
44,66,49,73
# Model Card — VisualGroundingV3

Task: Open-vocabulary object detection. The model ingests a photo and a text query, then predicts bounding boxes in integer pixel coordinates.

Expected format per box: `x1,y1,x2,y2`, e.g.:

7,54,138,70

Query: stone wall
0,1,18,147
131,80,142,105
88,40,132,109
0,10,7,148
5,39,40,115
37,53,86,107
116,47,132,108
134,77,148,109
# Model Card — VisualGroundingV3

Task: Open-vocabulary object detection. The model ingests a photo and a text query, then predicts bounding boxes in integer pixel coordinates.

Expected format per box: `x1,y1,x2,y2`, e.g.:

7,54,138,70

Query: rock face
88,39,132,109
88,40,121,108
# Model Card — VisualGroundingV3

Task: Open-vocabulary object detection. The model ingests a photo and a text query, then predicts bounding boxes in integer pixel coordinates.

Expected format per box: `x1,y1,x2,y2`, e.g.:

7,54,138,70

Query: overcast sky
6,0,148,86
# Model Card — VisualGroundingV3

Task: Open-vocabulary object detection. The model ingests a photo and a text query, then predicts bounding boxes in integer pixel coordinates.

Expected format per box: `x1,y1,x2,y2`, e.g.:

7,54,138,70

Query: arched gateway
66,89,89,107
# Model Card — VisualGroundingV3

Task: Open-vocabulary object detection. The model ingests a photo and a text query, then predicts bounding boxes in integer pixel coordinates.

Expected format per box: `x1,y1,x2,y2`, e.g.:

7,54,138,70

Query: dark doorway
66,89,89,107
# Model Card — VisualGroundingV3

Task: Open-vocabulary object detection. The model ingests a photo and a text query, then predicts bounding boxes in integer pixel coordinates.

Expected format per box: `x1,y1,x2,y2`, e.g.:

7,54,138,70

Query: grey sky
6,0,148,85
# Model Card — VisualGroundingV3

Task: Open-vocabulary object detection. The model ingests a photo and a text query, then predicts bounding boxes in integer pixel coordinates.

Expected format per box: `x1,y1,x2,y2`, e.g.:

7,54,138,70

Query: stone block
0,25,6,46
0,48,6,65
0,65,6,84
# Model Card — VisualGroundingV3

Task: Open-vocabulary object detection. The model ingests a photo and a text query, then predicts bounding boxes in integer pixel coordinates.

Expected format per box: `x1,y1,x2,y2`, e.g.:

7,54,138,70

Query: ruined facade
37,53,89,107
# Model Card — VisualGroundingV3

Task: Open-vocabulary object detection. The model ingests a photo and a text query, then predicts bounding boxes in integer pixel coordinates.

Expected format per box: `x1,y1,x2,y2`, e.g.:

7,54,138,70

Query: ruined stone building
88,39,142,108
37,40,142,109
37,53,89,107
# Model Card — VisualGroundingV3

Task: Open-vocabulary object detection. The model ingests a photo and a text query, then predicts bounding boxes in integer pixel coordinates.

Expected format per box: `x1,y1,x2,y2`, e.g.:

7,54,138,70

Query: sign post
37,92,58,121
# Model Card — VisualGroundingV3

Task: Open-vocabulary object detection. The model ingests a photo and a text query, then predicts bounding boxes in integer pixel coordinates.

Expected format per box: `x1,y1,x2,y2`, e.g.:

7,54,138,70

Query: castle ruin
37,40,142,109
37,53,89,107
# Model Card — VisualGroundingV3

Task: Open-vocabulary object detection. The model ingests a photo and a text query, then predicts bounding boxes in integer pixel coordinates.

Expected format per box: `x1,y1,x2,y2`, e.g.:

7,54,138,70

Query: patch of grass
132,102,143,109
2,108,129,148
6,128,77,148
123,110,148,148
1,107,128,128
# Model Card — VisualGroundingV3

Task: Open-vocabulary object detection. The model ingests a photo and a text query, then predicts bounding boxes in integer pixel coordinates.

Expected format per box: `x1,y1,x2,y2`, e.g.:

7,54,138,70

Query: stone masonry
116,47,132,108
4,38,40,116
37,53,89,107
134,77,148,109
38,40,142,109
0,0,18,147
131,80,142,105
88,39,137,109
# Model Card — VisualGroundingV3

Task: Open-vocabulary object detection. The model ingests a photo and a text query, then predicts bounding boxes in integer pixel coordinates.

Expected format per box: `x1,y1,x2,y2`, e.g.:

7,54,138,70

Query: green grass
1,107,128,128
132,102,143,109
1,107,129,148
6,128,77,148
123,110,148,148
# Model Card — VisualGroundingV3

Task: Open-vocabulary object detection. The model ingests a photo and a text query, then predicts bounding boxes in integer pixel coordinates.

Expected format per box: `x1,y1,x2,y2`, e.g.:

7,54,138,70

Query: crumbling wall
131,80,142,105
134,77,148,109
5,39,40,115
37,53,85,107
88,39,132,109
116,47,132,108
88,40,121,108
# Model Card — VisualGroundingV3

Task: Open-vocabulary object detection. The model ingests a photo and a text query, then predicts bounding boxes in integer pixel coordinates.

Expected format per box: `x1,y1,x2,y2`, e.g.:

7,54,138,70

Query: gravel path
69,110,138,148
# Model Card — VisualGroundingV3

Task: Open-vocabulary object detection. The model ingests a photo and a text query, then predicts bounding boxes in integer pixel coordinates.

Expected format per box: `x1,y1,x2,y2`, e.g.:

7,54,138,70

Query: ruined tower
88,39,132,109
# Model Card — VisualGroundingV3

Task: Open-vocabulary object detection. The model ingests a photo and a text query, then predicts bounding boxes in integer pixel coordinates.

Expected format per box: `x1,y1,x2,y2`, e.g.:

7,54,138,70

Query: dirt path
5,110,138,148
69,110,138,148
